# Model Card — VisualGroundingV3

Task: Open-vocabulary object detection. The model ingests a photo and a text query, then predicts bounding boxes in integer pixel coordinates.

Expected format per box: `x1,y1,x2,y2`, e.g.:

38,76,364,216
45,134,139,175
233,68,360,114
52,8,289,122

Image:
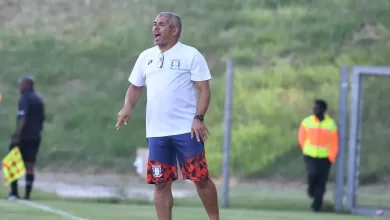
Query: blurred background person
8,76,45,201
298,99,338,212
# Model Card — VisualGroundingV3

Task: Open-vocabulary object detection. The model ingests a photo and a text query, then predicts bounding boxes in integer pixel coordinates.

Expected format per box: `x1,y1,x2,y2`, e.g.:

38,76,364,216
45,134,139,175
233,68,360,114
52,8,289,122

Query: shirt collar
313,114,329,123
158,41,181,53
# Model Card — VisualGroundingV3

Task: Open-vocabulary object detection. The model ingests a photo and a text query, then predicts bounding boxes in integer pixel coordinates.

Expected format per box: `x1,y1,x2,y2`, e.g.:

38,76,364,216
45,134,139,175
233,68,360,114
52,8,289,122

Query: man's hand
191,119,210,142
115,105,132,130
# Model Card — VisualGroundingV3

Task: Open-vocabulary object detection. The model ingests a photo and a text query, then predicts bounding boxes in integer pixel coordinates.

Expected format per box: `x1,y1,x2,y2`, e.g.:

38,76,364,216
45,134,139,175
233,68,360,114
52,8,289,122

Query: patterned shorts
146,132,209,184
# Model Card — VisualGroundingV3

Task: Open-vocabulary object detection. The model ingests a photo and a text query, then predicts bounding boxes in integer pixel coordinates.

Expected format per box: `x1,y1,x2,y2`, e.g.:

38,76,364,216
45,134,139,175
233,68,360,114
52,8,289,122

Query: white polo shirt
128,42,212,138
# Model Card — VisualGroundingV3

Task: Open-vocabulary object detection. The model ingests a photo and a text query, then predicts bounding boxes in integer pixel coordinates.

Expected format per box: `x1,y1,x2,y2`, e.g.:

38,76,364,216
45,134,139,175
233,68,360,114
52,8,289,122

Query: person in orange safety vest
298,99,339,212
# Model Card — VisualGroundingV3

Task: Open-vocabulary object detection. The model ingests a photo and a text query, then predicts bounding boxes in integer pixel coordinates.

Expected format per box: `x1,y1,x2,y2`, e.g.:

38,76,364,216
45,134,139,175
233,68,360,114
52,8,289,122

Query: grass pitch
0,200,377,220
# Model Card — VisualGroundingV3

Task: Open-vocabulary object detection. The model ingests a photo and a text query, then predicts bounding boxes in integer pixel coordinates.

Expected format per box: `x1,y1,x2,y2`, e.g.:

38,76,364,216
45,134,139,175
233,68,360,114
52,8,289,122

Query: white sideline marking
18,200,90,220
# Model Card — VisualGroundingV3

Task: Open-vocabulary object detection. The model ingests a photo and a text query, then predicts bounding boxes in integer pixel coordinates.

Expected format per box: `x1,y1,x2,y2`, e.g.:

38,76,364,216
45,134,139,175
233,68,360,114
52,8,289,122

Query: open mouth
154,33,161,40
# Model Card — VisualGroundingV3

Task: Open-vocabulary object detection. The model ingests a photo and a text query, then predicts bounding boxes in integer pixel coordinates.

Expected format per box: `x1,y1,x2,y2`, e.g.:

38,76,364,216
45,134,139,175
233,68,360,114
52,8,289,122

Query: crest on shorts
152,165,163,178
170,59,180,70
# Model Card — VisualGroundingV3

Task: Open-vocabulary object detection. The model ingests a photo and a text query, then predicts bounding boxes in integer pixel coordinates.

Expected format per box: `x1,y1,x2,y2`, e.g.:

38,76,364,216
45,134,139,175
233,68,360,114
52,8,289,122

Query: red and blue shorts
146,132,209,184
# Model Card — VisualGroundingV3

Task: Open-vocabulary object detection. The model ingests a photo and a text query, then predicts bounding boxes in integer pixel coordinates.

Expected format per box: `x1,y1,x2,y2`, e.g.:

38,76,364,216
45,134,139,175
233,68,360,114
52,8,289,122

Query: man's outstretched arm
116,51,145,130
125,50,146,109
124,84,143,109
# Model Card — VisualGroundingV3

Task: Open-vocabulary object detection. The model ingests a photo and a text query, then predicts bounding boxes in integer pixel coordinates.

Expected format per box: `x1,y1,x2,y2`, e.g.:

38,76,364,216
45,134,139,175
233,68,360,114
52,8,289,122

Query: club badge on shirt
170,59,181,70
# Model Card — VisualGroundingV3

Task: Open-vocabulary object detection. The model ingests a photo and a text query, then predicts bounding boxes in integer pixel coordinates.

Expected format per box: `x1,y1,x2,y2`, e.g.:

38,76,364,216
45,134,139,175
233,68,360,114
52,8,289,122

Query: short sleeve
18,96,29,118
128,52,146,87
190,51,212,81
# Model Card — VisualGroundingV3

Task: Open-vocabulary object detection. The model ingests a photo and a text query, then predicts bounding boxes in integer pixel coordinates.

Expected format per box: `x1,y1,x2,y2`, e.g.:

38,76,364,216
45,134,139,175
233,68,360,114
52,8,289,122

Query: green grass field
2,180,390,216
1,179,390,219
0,200,377,220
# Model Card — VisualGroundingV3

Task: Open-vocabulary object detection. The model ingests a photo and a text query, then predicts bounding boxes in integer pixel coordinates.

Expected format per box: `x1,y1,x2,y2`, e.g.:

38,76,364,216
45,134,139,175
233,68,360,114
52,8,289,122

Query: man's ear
172,26,179,36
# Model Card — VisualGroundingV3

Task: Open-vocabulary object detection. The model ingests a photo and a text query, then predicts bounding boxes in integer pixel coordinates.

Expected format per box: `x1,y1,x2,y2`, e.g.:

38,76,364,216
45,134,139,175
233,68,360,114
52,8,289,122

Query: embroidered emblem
170,59,180,70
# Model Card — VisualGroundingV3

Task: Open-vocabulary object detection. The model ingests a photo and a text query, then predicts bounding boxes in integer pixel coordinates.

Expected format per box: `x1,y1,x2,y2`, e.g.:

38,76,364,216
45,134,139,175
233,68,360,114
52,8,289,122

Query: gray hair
158,12,182,37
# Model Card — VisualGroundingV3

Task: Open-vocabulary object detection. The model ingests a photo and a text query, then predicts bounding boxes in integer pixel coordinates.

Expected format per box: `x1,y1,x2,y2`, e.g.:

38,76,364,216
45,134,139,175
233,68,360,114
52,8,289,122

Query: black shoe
23,196,30,201
311,198,323,212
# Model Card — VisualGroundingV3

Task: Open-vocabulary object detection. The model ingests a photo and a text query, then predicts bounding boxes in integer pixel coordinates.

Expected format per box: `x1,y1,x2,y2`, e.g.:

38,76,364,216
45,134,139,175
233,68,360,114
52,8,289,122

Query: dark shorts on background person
18,139,41,163
146,132,209,184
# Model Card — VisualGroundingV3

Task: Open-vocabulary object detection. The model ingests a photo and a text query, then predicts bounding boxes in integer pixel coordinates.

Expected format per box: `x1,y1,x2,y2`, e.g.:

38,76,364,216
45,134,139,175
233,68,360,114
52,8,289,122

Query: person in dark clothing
8,76,45,200
298,100,339,212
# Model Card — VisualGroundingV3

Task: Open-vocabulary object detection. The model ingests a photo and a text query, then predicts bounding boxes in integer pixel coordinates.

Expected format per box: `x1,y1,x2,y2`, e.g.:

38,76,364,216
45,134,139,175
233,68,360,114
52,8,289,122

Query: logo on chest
170,59,181,70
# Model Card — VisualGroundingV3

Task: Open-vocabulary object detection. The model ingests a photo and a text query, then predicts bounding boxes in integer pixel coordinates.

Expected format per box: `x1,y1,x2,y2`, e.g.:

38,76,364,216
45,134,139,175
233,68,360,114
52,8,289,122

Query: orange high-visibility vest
298,114,339,163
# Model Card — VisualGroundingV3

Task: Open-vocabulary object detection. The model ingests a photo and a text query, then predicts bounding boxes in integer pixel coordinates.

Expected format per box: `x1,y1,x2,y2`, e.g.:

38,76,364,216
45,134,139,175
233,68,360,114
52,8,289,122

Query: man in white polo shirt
115,12,219,220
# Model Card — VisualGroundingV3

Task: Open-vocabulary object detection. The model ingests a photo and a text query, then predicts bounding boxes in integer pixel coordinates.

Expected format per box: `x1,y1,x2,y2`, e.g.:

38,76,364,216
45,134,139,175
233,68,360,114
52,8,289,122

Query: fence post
334,65,349,212
221,60,234,208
